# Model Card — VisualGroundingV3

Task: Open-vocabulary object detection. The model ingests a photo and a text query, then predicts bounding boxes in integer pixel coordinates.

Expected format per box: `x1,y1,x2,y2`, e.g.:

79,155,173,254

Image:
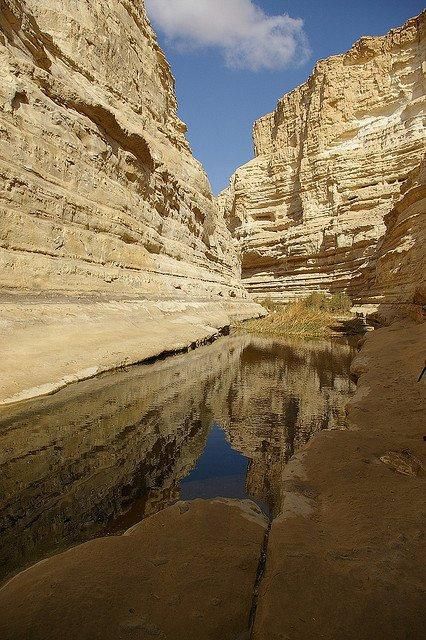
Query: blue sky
146,1,424,194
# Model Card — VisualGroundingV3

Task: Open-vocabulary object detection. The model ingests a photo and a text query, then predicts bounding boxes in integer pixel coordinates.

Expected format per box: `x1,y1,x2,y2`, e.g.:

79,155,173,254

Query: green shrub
240,291,353,339
305,292,352,313
239,300,332,338
327,292,352,313
305,292,329,310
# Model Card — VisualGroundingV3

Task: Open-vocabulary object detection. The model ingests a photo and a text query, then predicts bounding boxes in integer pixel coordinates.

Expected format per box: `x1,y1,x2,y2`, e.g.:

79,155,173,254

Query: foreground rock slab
252,322,425,639
0,499,268,640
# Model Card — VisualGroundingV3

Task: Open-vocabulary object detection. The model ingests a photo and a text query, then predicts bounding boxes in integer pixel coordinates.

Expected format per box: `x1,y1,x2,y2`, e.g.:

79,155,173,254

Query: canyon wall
0,0,244,299
220,13,425,304
359,159,425,320
0,0,265,406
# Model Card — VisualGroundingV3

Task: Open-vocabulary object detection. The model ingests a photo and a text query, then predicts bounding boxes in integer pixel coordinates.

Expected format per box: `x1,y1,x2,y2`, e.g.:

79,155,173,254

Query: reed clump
240,293,353,338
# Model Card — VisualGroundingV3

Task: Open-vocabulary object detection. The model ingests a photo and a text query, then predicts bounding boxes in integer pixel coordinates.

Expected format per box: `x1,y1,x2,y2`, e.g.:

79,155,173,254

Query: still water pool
0,334,356,582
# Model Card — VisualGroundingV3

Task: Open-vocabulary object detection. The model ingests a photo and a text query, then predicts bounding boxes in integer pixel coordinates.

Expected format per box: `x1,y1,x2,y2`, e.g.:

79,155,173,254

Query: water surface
0,334,356,582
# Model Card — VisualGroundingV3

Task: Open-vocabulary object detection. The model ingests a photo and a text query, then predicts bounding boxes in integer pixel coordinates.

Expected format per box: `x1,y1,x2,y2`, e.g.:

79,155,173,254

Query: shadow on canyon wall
336,159,426,321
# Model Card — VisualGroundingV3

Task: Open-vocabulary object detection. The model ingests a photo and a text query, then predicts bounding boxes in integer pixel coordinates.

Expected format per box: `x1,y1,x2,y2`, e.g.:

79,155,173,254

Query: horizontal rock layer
0,0,244,299
357,159,425,320
220,12,425,303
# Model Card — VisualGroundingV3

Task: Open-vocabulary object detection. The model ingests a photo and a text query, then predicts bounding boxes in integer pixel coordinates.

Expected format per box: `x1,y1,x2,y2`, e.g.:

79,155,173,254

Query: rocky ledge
0,499,268,640
0,295,264,406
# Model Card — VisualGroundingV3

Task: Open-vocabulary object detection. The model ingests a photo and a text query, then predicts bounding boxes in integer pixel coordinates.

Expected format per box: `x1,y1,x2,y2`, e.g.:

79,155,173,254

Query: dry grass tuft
239,293,353,338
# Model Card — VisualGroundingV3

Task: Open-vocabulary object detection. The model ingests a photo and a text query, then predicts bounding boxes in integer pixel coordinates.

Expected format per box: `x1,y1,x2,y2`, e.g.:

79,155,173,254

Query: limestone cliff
220,13,425,303
0,0,266,408
0,0,243,299
359,159,425,320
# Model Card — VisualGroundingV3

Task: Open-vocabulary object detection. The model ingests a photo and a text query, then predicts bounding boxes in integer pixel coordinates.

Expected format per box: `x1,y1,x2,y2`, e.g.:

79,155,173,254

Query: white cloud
145,0,310,71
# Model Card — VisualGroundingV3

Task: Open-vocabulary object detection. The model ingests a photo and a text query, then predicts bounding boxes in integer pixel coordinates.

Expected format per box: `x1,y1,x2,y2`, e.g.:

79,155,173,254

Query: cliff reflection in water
0,335,355,581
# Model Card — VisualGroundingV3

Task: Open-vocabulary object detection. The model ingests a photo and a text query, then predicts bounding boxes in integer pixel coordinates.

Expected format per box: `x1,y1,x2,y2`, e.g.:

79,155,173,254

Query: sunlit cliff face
219,13,425,304
0,0,243,299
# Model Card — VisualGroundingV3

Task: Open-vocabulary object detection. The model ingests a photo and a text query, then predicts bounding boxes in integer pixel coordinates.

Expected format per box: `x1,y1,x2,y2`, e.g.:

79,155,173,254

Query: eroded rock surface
0,297,264,405
359,159,426,320
0,499,268,640
220,13,425,303
252,322,426,640
0,0,244,299
0,0,266,406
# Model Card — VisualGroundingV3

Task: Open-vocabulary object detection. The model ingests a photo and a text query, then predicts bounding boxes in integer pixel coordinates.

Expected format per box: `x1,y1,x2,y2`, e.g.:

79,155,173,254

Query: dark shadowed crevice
249,522,271,638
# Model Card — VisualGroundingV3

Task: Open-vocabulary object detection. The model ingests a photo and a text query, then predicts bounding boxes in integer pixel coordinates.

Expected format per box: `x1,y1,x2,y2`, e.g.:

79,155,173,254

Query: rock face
0,0,243,299
0,499,268,640
220,13,425,303
0,298,264,406
359,159,425,320
252,321,426,640
0,0,266,409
